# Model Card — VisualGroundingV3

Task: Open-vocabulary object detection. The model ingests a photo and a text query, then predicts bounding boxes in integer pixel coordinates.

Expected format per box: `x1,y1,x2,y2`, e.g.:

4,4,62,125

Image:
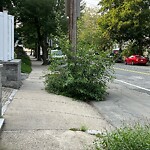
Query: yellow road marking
114,67,150,76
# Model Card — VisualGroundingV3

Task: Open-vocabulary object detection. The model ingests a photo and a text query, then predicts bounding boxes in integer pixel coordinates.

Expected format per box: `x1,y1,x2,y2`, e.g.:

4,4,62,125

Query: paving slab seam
12,98,89,106
12,98,90,106
9,109,102,119
2,129,75,132
46,110,102,119
2,129,104,134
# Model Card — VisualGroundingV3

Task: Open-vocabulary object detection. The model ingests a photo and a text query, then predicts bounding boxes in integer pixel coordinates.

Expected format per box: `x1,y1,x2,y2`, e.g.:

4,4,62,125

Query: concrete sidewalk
0,57,111,150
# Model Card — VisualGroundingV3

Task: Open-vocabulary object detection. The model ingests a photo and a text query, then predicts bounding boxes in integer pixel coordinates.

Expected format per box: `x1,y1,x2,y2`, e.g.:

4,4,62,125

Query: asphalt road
92,63,150,128
115,63,150,93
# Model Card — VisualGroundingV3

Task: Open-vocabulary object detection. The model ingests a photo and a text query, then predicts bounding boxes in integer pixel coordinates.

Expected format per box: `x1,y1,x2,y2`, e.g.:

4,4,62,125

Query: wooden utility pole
65,0,81,53
69,0,77,53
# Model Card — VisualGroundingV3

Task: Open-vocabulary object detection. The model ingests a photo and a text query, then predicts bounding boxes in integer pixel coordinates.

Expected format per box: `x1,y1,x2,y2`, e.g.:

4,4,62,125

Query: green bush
21,63,32,73
20,55,31,66
15,46,32,73
45,46,114,101
94,124,150,150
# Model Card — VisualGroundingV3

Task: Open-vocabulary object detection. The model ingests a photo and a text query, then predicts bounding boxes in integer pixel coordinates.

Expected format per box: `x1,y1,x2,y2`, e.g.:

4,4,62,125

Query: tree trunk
0,7,3,12
34,41,37,58
41,37,48,65
34,17,43,61
37,40,41,61
119,41,123,53
34,17,48,65
137,40,143,55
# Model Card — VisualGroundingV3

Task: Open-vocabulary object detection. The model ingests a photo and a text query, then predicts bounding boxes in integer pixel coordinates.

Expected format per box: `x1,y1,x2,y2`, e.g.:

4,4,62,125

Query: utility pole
65,0,81,53
69,0,77,53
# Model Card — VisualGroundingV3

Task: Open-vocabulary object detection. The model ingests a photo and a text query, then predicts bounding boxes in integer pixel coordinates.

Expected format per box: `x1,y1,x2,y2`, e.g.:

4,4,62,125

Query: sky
83,0,100,8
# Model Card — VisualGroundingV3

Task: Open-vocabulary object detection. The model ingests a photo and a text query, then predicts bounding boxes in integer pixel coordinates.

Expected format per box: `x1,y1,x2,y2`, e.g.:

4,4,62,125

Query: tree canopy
98,0,150,54
78,8,113,52
2,0,67,65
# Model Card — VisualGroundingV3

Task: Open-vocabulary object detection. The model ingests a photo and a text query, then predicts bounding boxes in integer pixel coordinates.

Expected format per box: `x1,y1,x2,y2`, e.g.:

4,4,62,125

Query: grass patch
94,124,150,150
70,125,88,132
21,63,32,73
70,128,80,131
80,125,88,132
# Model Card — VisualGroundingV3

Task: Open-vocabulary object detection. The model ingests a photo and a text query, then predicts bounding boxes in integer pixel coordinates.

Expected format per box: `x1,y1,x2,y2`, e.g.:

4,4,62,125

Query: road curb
2,89,18,116
0,118,4,131
0,89,17,131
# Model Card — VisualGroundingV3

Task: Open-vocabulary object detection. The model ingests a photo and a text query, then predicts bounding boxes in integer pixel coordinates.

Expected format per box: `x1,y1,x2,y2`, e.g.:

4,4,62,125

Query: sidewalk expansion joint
2,129,70,132
50,110,103,119
10,108,102,120
13,98,89,107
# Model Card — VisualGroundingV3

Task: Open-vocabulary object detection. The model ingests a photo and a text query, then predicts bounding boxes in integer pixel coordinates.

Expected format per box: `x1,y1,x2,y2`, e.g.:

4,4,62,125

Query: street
115,63,150,92
92,63,150,128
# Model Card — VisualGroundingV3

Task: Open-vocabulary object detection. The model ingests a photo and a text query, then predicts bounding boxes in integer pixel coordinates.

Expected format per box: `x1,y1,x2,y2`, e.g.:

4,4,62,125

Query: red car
125,55,149,65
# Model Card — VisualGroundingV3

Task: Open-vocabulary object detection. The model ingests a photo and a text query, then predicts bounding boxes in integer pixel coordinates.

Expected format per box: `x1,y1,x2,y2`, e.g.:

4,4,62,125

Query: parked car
48,49,67,65
50,50,66,59
125,55,149,65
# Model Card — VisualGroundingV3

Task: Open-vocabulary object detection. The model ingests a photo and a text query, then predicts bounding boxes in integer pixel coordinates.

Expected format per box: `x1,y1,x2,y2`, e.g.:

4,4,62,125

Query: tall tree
17,0,58,64
0,0,13,11
99,0,150,54
3,0,67,65
78,8,113,52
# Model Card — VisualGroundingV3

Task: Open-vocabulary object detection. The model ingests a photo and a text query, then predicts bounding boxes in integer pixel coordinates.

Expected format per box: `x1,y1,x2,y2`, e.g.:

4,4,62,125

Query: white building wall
0,13,4,61
0,11,14,61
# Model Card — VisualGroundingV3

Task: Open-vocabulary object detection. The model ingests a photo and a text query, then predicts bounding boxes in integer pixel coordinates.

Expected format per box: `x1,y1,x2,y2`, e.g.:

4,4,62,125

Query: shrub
45,45,114,101
21,63,32,73
94,124,150,150
15,46,32,73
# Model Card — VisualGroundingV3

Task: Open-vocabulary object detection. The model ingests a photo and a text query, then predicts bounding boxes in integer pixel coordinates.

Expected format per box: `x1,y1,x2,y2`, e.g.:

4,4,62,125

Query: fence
0,11,14,61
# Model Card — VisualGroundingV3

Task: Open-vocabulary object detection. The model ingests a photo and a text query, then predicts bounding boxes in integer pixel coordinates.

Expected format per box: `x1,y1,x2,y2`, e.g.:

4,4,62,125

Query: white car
50,50,66,59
